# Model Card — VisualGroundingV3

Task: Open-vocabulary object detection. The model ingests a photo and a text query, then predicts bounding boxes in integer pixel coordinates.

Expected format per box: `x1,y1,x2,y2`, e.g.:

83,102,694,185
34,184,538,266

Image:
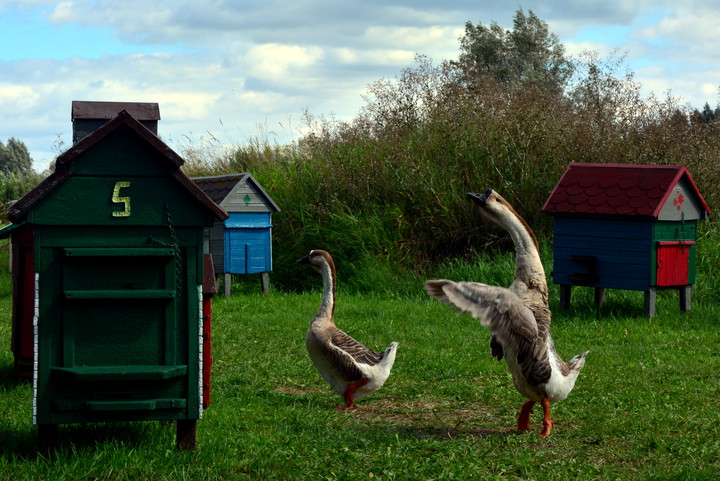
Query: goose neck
315,261,336,321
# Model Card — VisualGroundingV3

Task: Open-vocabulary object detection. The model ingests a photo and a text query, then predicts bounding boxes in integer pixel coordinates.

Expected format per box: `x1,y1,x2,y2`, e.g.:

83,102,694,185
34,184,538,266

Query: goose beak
296,254,310,264
467,189,494,205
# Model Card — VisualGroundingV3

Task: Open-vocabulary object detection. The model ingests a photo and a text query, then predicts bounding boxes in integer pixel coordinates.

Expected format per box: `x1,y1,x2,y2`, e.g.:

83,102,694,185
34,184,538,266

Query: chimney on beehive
71,100,160,143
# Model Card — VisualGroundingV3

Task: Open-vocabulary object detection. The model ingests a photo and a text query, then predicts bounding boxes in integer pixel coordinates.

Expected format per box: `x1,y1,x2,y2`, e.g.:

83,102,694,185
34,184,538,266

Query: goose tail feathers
356,342,398,400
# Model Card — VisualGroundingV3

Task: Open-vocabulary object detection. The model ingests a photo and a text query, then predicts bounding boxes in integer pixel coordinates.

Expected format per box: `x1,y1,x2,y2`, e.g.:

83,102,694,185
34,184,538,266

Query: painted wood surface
2,109,224,449
551,217,654,290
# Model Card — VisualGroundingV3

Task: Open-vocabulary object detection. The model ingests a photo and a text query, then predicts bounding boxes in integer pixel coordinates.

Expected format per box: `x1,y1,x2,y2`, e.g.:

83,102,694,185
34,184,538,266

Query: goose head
467,189,539,253
568,350,590,372
296,249,334,273
467,189,523,229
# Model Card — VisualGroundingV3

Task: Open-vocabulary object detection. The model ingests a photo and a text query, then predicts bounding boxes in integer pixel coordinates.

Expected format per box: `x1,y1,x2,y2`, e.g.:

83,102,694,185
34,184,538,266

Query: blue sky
1,0,718,172
0,11,186,61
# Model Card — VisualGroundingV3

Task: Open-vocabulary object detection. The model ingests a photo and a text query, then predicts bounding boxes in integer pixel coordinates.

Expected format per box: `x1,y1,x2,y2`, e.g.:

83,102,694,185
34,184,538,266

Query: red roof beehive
542,163,710,317
542,163,710,220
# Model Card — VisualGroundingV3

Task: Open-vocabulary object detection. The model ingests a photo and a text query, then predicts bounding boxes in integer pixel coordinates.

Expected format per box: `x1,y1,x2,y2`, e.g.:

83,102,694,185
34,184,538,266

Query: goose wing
330,328,385,366
509,280,552,344
313,327,383,383
425,280,537,340
425,279,551,384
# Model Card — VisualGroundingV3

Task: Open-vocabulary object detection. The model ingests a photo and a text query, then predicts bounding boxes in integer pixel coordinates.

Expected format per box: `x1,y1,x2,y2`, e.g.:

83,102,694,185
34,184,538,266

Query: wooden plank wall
551,217,654,291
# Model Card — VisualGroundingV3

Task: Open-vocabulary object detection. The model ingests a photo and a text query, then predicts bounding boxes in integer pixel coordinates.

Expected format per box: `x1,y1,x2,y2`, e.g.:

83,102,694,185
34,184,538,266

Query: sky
1,0,719,173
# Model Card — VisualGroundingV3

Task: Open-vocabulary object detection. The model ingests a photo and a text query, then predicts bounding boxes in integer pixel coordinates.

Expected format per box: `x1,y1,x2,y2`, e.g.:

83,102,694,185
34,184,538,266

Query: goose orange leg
538,398,553,438
517,400,535,431
339,378,370,410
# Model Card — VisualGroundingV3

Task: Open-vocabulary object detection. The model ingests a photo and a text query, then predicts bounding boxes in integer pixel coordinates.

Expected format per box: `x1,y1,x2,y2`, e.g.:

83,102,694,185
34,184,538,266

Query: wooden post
679,285,692,312
261,272,269,296
644,288,656,317
594,288,606,308
559,285,571,310
176,419,197,450
37,424,59,455
224,272,231,297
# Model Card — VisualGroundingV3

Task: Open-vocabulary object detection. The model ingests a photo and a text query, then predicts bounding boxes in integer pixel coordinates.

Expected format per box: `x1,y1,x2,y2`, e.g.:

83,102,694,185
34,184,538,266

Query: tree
455,8,574,94
0,137,34,175
699,102,716,124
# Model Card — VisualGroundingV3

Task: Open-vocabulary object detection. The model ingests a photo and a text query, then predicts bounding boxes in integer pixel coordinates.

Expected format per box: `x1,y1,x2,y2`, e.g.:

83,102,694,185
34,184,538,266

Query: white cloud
3,0,720,172
0,83,41,109
46,1,78,23
244,44,324,80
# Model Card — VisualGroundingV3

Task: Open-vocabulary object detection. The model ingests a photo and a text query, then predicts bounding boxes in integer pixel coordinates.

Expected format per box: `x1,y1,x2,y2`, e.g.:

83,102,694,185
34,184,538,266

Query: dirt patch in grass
342,399,513,439
274,384,325,396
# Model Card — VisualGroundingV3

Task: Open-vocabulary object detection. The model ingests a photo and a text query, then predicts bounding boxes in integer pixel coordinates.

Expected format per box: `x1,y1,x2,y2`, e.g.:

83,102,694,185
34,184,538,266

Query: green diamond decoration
243,194,251,206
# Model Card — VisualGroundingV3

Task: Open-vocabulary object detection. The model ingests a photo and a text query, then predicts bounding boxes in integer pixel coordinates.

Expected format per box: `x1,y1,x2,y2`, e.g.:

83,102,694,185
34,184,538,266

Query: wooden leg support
594,288,606,308
37,424,60,455
176,420,197,450
679,285,692,312
559,285,571,310
261,272,270,296
224,273,232,297
644,288,656,318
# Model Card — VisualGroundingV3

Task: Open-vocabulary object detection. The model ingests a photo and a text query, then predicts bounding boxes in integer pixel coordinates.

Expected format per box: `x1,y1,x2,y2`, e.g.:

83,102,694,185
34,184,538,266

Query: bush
0,171,43,220
180,52,719,293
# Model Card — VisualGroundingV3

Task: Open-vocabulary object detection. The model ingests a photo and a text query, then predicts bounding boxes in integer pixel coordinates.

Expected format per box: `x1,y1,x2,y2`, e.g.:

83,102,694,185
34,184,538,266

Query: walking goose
425,190,588,437
297,249,398,409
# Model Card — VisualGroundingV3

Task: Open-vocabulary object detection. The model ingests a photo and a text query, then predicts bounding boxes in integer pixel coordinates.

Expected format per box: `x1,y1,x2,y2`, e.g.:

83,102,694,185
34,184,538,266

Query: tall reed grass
3,55,718,294
182,55,720,293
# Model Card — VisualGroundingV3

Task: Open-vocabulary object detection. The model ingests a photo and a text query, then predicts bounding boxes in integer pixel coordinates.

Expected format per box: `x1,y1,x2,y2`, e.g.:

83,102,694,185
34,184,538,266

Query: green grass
1,257,719,480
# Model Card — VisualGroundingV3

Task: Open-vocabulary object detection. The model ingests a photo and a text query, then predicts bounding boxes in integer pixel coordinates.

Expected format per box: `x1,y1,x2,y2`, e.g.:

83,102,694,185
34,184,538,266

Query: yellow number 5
112,181,131,217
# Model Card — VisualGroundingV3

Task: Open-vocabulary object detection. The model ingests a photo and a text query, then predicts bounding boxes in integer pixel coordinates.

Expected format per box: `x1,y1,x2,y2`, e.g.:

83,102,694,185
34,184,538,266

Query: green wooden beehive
3,104,227,450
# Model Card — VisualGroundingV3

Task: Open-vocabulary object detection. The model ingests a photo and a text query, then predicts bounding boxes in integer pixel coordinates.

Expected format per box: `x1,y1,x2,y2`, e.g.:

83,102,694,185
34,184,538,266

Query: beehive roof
542,163,710,219
192,174,247,206
72,101,160,121
192,173,280,213
8,110,227,224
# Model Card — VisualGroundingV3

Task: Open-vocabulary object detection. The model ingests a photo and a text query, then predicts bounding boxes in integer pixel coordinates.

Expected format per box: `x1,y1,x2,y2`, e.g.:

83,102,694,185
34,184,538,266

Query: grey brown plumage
298,249,398,409
425,190,587,437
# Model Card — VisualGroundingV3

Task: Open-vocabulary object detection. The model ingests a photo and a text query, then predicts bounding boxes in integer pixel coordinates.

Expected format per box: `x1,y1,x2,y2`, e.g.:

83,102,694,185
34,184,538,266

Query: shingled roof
192,174,246,206
192,173,280,212
8,110,227,224
542,163,711,219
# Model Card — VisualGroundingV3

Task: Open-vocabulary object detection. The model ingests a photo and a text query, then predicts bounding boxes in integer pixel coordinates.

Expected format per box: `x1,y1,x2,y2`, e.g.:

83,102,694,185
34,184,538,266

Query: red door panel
656,241,694,286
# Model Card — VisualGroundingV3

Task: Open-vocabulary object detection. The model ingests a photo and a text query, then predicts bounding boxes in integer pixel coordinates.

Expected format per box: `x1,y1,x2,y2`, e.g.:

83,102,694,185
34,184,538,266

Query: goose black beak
296,254,310,264
467,189,494,205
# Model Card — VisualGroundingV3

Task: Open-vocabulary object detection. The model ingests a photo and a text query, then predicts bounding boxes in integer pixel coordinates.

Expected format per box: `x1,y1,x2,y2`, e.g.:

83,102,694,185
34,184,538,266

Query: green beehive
3,104,227,451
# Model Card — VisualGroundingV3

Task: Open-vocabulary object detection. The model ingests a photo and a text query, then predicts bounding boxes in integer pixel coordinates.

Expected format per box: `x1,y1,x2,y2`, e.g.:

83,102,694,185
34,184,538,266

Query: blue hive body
193,174,280,295
542,163,710,316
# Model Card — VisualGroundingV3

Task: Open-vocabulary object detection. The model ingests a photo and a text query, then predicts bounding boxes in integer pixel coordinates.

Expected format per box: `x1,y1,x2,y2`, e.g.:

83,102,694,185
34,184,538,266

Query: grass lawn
1,272,719,480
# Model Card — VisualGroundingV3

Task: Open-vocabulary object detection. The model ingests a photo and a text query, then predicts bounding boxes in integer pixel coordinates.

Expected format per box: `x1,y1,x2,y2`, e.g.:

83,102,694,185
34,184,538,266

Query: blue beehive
542,163,711,316
193,174,280,295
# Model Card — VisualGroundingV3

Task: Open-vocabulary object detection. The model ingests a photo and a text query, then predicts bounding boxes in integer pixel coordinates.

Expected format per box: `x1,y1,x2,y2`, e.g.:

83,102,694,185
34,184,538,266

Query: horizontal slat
657,241,696,246
64,247,176,257
87,399,187,411
51,365,188,382
64,289,175,300
52,398,187,412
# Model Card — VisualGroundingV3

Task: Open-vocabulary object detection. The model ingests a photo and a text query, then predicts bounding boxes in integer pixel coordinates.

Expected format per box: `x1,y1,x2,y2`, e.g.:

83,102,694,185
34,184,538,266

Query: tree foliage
181,9,720,292
0,137,34,175
455,8,574,94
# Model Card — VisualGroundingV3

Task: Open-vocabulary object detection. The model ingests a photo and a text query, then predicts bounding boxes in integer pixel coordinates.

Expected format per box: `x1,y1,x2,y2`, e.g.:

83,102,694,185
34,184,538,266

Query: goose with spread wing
425,190,588,437
298,249,398,409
